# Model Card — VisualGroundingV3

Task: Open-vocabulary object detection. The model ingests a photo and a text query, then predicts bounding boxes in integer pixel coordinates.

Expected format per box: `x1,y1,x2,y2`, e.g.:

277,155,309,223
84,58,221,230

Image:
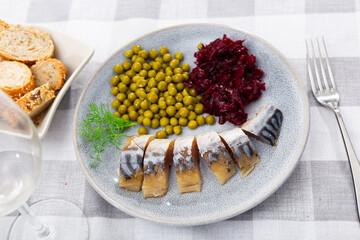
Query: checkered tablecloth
1,0,360,239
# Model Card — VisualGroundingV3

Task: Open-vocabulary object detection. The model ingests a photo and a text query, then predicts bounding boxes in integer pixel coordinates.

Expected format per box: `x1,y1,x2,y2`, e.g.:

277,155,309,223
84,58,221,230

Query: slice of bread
31,58,67,91
0,61,35,100
0,20,9,32
0,25,54,64
16,83,55,118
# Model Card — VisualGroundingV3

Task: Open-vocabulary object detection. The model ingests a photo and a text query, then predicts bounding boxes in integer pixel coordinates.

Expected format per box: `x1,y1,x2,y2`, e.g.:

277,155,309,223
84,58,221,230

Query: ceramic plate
30,25,94,139
74,24,309,226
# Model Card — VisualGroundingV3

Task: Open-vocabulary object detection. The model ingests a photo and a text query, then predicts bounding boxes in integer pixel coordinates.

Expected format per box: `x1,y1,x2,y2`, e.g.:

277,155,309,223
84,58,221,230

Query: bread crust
16,83,55,118
31,58,68,91
0,25,54,64
0,61,35,100
0,20,9,32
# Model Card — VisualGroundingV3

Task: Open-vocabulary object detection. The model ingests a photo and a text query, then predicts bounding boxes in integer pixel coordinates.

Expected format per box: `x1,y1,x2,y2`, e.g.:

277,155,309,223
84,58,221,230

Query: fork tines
305,37,337,93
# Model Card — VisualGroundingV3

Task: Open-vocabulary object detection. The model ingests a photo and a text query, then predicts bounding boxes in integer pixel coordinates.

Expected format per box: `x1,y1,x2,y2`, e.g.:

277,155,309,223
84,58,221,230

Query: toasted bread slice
16,83,55,118
0,20,9,32
0,25,54,64
0,61,35,100
119,135,155,192
31,58,67,91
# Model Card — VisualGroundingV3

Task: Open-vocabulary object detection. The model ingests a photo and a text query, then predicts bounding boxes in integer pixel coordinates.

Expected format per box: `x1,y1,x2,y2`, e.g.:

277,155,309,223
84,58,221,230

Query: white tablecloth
1,0,360,239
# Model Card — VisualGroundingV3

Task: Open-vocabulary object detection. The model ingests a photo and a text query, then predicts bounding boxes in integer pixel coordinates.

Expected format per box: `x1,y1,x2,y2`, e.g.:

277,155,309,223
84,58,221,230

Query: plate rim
73,23,310,226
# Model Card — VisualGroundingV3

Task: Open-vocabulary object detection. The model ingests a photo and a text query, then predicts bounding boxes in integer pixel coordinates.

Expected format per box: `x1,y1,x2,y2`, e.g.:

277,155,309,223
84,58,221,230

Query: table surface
1,0,360,239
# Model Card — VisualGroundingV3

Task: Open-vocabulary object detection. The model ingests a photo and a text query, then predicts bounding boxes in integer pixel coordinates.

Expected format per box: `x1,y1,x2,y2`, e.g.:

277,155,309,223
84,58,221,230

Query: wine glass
0,90,89,239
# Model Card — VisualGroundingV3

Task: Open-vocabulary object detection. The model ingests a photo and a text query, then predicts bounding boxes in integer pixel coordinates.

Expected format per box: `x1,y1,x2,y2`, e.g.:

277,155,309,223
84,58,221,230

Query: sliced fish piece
173,136,202,194
142,139,174,198
196,131,236,185
241,104,283,146
118,135,155,192
219,128,260,178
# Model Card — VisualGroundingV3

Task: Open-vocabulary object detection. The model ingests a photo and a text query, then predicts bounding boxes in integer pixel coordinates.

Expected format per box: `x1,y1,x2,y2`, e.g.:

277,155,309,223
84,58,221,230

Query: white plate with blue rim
74,23,309,226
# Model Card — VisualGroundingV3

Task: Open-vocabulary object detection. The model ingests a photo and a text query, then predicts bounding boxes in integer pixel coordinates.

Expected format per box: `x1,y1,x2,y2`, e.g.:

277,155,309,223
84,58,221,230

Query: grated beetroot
186,34,265,125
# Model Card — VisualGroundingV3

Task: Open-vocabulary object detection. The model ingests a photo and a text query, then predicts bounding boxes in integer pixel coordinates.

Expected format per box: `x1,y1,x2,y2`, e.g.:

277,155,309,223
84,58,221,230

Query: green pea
179,107,189,118
151,118,160,129
175,102,183,110
156,130,167,139
127,106,136,113
118,105,127,114
196,115,205,126
163,53,172,62
150,87,159,95
166,106,176,116
170,117,178,126
165,125,173,135
128,92,137,102
155,57,164,64
189,88,197,96
129,83,137,92
173,125,182,135
175,93,183,103
183,96,193,105
188,120,198,129
150,104,159,113
148,78,157,88
183,72,189,81
126,70,136,78
188,111,196,121
148,70,156,78
133,99,141,109
140,99,149,110
139,69,147,78
110,76,120,86
174,68,183,75
152,62,162,71
123,99,132,107
143,117,151,127
143,63,151,71
123,60,132,70
174,111,181,119
156,81,166,92
111,99,120,110
144,110,153,119
129,111,138,121
159,109,167,117
198,43,203,50
136,79,148,88
162,63,168,70
147,92,158,103
206,115,215,125
113,112,120,118
125,50,134,59
132,62,142,72
173,74,184,83
111,87,119,96
137,115,145,124
149,49,158,59
194,103,204,114
121,114,130,120
169,59,180,69
154,113,161,120
181,63,190,72
160,117,169,127
138,50,148,59
155,72,165,82
163,91,170,98
114,64,124,74
187,105,194,111
121,75,131,85
158,100,167,110
174,52,183,60
179,117,188,126
165,67,173,76
131,55,138,62
132,44,142,54
118,82,128,93
138,126,148,135
159,46,169,56
165,75,173,83
138,109,145,115
135,57,145,64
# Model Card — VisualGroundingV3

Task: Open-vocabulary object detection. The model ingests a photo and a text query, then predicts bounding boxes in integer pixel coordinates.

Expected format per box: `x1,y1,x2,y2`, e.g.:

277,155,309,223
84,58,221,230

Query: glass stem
18,203,53,239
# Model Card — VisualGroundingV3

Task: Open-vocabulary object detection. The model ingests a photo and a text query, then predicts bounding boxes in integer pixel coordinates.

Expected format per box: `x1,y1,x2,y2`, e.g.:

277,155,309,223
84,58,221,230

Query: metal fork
306,37,360,220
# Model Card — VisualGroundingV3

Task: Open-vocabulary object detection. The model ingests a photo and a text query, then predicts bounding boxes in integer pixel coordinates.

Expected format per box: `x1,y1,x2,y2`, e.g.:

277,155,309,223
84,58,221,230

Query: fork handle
334,108,360,220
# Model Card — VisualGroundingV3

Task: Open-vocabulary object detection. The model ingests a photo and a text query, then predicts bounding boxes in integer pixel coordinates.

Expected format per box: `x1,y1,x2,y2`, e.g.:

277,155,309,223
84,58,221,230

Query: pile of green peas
110,45,215,139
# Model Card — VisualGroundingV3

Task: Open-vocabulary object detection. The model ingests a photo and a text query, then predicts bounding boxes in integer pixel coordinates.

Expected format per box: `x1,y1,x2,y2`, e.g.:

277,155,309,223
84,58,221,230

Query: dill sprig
79,103,137,168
